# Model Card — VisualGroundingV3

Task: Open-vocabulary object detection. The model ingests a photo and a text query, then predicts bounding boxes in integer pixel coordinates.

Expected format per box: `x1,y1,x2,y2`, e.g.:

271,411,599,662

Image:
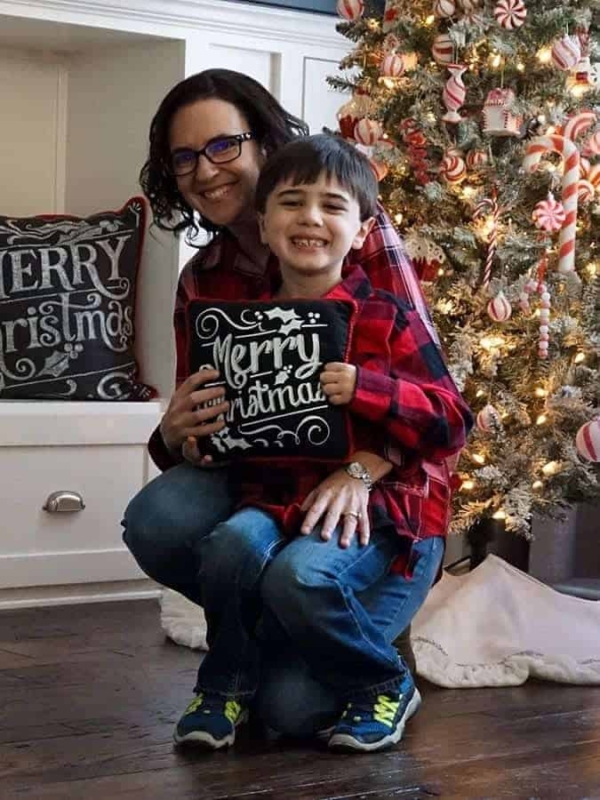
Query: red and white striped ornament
576,418,600,462
551,35,581,71
382,33,401,54
562,110,596,143
370,158,389,182
381,53,405,78
383,0,402,32
433,0,456,18
466,149,489,170
432,33,455,65
583,131,600,157
532,194,566,232
487,291,512,322
439,152,466,183
336,0,364,21
477,403,501,432
580,157,591,178
586,164,600,188
442,64,467,124
578,179,595,204
354,118,382,146
524,135,580,275
493,0,527,30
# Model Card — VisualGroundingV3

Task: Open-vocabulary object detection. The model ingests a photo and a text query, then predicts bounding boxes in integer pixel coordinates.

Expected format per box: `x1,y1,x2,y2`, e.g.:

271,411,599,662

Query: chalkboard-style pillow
187,299,354,461
0,197,155,400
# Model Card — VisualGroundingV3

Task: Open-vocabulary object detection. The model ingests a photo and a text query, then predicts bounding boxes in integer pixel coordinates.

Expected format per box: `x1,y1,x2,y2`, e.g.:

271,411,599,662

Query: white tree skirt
160,554,600,687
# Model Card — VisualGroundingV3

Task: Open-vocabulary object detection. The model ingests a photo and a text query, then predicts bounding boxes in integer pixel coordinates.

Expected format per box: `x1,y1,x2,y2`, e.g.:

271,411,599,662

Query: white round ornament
354,118,383,146
381,53,405,78
551,35,581,71
432,33,455,65
434,0,456,18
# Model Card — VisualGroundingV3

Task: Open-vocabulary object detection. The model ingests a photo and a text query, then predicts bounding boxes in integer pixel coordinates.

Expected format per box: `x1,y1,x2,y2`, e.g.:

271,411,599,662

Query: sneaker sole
173,710,248,750
328,688,422,753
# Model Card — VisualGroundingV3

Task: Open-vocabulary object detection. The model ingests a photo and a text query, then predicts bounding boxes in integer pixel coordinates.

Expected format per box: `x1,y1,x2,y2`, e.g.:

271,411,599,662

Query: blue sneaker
173,693,248,749
328,676,421,753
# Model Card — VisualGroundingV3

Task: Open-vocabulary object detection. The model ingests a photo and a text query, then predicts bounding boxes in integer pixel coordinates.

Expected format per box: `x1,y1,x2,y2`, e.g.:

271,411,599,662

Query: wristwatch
345,461,374,492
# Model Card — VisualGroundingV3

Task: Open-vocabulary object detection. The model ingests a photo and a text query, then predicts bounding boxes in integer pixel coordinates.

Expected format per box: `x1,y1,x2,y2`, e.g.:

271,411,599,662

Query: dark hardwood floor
1,599,599,800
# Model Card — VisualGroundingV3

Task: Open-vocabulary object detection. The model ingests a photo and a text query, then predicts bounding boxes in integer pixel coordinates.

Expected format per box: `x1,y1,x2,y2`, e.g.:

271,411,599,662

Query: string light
542,461,559,475
586,263,598,277
394,212,404,225
532,480,543,490
425,14,435,25
476,389,486,398
492,510,506,520
535,387,547,398
574,352,586,364
537,47,552,64
536,414,547,425
490,52,503,69
517,62,525,72
461,480,475,491
480,335,505,350
472,453,485,464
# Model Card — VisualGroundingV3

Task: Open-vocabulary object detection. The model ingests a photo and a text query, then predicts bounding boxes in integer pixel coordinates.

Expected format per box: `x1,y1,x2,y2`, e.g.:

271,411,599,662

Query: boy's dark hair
255,134,378,221
139,69,308,236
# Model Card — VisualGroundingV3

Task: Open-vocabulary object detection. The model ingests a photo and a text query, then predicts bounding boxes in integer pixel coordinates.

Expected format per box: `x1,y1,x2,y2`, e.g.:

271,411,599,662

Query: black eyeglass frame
169,132,255,176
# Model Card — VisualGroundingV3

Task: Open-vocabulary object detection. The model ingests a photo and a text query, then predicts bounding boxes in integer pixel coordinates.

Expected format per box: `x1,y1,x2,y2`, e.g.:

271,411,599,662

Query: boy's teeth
292,238,326,247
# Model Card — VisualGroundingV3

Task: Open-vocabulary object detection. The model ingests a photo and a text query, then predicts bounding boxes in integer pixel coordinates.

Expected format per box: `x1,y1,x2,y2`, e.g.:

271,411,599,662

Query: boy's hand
320,362,357,406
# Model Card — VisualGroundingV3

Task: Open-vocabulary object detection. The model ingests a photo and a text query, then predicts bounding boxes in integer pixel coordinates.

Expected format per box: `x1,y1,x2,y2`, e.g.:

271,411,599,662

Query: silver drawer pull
43,491,86,513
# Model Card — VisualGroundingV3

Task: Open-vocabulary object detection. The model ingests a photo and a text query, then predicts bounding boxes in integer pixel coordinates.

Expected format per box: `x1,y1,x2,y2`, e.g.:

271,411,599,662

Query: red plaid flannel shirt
148,207,472,568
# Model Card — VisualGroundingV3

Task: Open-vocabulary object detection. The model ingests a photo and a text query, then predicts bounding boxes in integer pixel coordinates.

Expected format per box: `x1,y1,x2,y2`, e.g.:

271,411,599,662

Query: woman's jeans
122,462,444,736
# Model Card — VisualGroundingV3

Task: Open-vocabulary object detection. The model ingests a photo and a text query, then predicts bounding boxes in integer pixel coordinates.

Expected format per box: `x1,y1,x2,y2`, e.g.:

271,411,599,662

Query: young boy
174,134,471,752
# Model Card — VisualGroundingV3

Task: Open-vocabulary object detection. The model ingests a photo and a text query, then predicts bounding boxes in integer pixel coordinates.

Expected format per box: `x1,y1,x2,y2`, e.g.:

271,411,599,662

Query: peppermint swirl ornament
336,0,364,21
532,194,566,232
487,291,512,322
493,0,527,30
578,179,595,204
439,152,466,183
466,149,489,170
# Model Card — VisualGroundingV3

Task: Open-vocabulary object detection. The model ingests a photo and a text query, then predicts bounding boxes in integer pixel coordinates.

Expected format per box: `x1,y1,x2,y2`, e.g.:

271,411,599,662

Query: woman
123,69,465,741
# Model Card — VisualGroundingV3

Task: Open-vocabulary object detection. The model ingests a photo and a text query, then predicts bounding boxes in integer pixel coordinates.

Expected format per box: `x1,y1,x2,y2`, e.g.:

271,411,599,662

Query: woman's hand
159,369,229,455
300,468,370,548
320,362,357,406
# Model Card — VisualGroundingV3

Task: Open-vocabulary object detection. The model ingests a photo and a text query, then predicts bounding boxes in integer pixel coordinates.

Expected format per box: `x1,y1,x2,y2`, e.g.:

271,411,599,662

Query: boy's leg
122,463,236,604
175,508,285,748
256,535,444,742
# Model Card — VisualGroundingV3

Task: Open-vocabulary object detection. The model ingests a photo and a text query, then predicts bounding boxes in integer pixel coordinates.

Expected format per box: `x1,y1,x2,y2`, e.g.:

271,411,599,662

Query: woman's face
169,98,265,230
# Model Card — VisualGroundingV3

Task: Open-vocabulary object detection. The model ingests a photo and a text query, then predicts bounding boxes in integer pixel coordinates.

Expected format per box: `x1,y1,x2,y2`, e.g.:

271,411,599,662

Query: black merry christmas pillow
186,299,354,461
0,197,155,400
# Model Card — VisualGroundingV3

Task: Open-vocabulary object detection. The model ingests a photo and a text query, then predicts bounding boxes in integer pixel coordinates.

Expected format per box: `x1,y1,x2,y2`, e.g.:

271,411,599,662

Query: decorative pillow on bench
186,298,354,461
0,197,155,400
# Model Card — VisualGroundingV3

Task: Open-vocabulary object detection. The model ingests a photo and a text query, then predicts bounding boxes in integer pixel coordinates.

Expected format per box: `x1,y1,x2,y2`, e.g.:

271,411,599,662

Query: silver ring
343,511,360,520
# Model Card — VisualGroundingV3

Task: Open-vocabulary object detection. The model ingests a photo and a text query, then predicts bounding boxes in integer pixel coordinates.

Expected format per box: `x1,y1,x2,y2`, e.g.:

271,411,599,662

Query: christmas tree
330,0,600,537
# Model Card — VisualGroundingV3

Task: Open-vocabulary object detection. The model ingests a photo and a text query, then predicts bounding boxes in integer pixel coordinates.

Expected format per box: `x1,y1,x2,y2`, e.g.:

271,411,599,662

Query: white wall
0,49,66,216
65,39,186,397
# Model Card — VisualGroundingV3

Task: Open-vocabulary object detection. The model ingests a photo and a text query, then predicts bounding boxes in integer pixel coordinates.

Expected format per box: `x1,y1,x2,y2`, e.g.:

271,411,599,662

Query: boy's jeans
122,462,444,735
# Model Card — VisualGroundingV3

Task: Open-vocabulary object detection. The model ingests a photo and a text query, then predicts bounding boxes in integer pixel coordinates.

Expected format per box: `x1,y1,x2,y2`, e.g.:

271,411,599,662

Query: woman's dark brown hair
140,69,308,237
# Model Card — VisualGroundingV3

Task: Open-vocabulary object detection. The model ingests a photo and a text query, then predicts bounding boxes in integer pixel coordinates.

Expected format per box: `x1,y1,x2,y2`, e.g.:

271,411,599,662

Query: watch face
347,461,366,479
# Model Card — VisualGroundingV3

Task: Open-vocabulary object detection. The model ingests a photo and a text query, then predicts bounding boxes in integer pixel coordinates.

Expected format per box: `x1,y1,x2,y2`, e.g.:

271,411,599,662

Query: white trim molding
0,0,349,50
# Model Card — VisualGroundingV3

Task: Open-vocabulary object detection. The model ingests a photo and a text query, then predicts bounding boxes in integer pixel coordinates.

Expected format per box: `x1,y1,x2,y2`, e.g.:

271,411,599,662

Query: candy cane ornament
474,191,499,289
562,110,597,144
524,135,580,275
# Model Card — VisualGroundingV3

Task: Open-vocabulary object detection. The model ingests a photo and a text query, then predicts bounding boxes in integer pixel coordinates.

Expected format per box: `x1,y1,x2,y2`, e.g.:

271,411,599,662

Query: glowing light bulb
480,336,505,351
472,454,485,465
587,263,598,277
517,62,525,72
462,185,476,199
532,480,543,490
492,510,506,520
476,389,486,398
535,388,547,398
542,461,559,475
574,352,586,364
425,14,435,25
394,212,404,225
491,53,502,68
537,47,552,64
461,480,475,491
536,414,547,425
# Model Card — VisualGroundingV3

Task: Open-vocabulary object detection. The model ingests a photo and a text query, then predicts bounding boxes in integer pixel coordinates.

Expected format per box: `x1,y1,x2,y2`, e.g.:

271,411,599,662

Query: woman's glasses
170,132,254,177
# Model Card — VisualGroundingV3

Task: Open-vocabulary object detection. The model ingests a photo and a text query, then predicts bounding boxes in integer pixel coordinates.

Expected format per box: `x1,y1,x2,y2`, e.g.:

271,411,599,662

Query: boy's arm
349,302,473,462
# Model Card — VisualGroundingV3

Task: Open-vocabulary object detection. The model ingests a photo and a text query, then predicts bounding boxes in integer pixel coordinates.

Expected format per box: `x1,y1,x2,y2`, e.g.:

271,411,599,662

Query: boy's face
258,172,374,278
